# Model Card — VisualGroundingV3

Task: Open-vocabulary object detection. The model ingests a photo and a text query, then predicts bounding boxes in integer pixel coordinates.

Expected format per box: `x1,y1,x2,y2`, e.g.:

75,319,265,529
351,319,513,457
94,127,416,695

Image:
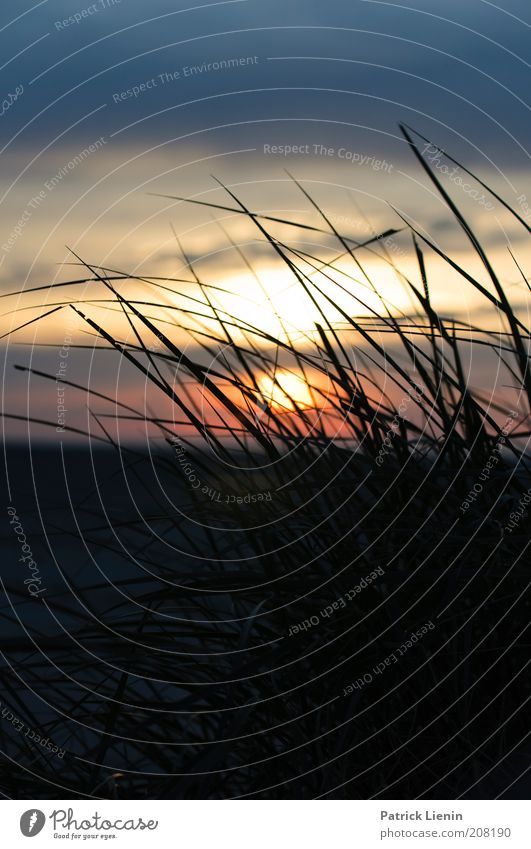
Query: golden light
258,370,315,412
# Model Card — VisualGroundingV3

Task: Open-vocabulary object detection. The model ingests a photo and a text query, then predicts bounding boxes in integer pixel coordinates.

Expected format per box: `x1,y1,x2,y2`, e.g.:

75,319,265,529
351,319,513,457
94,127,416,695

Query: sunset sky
1,0,529,441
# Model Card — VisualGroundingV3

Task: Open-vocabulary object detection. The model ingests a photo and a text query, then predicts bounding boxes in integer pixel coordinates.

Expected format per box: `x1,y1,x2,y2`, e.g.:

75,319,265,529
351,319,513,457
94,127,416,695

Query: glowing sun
258,370,315,412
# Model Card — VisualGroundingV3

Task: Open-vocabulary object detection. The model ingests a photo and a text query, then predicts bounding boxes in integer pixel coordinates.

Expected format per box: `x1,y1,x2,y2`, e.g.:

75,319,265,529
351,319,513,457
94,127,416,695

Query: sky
1,0,528,157
0,0,529,441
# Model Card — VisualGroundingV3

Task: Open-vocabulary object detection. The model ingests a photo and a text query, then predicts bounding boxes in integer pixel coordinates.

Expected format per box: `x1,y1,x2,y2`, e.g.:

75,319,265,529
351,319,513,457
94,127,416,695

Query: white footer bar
3,800,529,848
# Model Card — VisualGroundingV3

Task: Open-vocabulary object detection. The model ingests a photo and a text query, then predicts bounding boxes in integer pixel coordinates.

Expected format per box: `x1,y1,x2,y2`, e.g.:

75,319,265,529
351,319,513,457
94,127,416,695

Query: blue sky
1,0,529,164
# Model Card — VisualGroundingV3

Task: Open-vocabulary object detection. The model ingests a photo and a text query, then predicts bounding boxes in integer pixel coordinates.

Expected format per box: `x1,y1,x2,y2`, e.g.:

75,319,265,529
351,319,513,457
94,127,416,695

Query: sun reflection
258,370,315,411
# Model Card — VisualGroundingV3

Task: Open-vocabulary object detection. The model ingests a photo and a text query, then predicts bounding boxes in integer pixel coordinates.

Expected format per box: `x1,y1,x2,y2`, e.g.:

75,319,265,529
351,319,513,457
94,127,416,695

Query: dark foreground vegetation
1,126,530,798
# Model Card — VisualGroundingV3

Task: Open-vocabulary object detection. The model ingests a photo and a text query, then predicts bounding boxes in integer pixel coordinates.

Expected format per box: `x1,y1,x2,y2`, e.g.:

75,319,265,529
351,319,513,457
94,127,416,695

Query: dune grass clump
2,125,530,799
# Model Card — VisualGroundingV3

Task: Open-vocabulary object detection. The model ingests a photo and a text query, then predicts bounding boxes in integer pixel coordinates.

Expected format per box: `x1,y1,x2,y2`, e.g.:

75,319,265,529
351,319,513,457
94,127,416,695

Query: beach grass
1,125,530,799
